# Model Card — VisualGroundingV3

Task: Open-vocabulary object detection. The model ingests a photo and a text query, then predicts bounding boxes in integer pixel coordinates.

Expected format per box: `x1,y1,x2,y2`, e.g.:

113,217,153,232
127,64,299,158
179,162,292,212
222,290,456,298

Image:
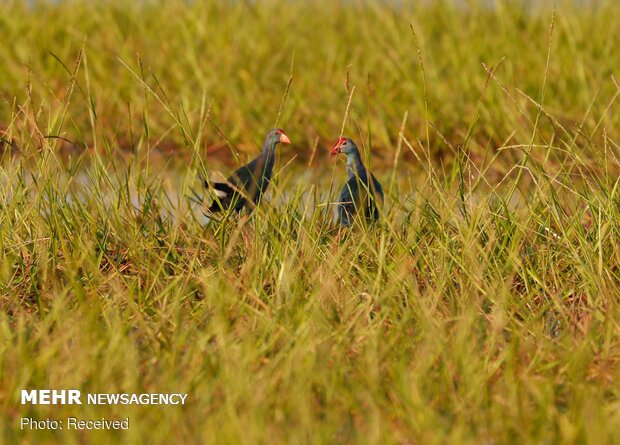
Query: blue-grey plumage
206,129,291,213
330,137,384,226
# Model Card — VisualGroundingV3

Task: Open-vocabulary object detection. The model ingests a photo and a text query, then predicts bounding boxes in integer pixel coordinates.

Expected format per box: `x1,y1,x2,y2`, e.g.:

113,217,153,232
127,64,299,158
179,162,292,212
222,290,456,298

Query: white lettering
68,390,82,404
20,417,62,430
67,417,129,430
21,390,82,405
83,392,188,405
51,390,65,404
21,390,37,404
38,390,50,404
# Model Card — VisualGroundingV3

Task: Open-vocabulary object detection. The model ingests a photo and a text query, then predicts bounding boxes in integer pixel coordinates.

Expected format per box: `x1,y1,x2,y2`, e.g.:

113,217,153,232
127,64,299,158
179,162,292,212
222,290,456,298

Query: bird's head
330,137,356,156
269,128,291,145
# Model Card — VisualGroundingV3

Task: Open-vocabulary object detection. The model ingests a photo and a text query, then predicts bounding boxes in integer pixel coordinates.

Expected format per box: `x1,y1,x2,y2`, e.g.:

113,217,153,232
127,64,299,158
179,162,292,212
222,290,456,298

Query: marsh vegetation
2,1,620,443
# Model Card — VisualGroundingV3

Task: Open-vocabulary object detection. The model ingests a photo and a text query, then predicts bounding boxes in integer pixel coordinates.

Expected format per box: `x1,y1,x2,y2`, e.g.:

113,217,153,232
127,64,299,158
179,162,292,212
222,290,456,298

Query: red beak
279,132,291,144
330,137,348,156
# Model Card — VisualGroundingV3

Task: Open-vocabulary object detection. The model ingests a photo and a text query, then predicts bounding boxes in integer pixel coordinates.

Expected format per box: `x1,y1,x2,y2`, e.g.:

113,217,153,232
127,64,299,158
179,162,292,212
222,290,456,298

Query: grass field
2,0,620,443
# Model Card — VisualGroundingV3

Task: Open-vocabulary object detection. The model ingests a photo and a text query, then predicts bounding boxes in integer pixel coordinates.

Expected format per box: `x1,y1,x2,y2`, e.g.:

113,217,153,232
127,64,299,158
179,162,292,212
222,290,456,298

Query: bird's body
206,129,290,214
331,138,384,226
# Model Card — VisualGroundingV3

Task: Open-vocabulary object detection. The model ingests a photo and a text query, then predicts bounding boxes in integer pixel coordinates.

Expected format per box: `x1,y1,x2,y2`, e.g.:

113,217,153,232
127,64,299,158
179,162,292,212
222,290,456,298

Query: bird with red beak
330,137,384,226
206,128,291,214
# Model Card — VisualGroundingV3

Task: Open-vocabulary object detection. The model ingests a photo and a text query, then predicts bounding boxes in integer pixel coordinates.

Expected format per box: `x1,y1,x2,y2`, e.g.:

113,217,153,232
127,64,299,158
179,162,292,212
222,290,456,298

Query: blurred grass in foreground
2,0,620,444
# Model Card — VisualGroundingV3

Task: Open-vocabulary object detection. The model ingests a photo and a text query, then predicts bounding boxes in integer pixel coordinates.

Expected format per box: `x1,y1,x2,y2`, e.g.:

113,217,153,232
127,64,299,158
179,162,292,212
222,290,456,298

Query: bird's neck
260,141,278,173
346,148,366,178
261,139,278,157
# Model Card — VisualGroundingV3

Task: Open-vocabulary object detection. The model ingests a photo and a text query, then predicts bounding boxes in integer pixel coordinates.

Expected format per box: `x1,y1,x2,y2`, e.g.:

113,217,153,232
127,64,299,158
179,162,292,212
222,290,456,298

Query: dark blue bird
330,137,384,226
206,128,291,213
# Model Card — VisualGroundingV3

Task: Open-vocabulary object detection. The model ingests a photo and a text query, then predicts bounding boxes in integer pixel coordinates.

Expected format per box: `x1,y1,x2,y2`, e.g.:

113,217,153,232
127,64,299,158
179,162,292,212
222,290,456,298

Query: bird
205,128,291,214
330,137,384,226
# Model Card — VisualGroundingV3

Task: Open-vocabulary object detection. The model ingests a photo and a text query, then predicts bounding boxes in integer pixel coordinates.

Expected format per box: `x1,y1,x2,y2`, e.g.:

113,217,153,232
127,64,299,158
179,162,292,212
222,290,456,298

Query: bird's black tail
205,181,236,213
